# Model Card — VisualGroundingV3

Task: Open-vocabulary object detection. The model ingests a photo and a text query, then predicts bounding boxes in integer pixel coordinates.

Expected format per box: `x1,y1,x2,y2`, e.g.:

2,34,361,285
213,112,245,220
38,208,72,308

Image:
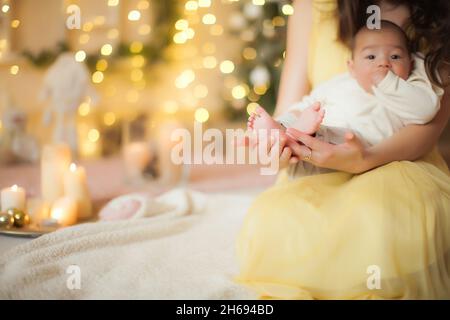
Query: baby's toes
317,110,325,121
311,102,321,111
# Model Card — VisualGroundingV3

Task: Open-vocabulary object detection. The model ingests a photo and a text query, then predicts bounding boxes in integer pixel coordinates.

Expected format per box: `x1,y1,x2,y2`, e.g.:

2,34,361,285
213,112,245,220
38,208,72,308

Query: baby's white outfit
277,54,443,177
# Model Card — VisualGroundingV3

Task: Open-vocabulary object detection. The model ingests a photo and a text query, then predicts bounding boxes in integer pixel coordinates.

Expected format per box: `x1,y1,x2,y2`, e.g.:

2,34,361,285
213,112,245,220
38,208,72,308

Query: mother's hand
247,133,298,171
285,128,370,174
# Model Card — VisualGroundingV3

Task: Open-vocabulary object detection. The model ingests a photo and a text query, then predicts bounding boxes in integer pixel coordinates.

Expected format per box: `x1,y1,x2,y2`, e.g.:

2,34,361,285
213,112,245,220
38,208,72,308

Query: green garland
22,0,180,70
22,42,69,67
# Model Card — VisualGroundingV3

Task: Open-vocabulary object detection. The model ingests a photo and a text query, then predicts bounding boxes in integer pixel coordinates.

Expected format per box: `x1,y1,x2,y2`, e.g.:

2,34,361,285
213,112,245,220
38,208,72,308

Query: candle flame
11,184,18,191
70,163,77,172
51,208,63,220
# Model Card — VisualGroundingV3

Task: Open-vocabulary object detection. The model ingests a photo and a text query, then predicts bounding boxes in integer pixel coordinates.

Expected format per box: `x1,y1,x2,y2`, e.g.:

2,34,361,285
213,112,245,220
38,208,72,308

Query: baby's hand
371,69,389,86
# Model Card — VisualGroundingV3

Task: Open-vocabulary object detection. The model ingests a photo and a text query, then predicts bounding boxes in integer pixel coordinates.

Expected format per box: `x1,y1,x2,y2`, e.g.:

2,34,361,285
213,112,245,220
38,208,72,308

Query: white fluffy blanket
0,189,258,299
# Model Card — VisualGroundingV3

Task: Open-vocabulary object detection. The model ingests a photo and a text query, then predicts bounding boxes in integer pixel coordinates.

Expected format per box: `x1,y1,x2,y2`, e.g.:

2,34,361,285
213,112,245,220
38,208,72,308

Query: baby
247,20,443,170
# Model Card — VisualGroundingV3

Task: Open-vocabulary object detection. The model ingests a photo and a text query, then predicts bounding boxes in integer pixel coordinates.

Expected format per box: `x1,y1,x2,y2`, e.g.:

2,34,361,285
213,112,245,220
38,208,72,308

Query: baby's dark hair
351,20,411,56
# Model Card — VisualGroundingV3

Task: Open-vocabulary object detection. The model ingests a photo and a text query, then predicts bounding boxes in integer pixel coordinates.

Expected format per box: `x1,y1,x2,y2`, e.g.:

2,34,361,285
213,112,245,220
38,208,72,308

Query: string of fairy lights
166,0,294,123
0,0,294,157
0,0,17,73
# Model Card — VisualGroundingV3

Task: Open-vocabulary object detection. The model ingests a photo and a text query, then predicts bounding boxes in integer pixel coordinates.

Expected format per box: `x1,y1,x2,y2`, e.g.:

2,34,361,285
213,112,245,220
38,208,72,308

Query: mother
236,0,450,299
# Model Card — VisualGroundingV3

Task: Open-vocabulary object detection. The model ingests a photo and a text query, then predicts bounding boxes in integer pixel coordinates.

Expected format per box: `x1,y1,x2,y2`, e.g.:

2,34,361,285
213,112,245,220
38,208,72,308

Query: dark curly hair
337,0,450,88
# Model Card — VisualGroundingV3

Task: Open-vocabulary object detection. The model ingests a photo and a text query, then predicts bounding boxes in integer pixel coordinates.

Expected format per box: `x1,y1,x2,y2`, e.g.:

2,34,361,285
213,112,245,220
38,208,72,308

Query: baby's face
348,28,412,93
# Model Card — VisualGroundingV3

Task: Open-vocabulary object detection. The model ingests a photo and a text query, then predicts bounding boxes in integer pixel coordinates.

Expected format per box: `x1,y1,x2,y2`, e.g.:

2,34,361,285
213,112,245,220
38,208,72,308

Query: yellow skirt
235,148,450,299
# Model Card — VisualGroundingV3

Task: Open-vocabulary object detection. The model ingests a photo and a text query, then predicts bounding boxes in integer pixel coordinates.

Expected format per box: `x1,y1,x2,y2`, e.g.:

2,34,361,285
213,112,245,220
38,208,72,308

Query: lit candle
50,197,77,227
122,141,152,180
41,144,72,205
1,185,26,211
63,163,92,220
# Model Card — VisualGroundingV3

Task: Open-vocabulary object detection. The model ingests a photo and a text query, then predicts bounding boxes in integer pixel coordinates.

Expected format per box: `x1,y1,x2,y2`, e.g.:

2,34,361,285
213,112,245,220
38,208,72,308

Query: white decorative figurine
39,52,99,155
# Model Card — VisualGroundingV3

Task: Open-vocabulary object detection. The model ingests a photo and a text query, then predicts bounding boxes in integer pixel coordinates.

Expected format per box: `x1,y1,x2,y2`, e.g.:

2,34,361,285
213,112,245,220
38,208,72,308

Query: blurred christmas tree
224,0,292,121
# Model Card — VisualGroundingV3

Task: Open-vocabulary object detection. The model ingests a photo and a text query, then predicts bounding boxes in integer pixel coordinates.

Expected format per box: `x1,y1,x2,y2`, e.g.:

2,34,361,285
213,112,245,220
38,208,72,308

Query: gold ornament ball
0,212,14,228
7,208,30,228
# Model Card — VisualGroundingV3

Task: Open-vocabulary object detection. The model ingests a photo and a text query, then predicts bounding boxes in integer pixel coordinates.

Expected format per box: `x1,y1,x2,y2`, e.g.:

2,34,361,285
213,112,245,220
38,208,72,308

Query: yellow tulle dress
235,0,450,299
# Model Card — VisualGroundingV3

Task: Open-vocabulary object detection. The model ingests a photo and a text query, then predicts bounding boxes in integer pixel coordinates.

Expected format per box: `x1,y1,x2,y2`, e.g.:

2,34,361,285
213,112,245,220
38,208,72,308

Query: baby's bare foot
247,106,289,147
290,103,324,135
248,106,283,131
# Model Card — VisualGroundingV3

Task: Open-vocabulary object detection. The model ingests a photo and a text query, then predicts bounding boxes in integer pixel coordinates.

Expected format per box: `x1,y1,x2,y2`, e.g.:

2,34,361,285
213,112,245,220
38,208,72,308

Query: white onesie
277,54,443,148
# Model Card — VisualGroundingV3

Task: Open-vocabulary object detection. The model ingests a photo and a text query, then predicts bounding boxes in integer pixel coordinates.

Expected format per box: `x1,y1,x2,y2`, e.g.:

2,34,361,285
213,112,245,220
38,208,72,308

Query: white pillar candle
41,144,72,205
122,141,152,179
1,185,26,211
50,196,78,227
63,163,92,220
